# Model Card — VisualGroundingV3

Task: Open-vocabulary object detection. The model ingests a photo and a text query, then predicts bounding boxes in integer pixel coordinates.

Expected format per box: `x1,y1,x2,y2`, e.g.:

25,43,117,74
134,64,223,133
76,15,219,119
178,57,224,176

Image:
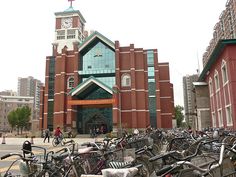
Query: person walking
43,129,50,143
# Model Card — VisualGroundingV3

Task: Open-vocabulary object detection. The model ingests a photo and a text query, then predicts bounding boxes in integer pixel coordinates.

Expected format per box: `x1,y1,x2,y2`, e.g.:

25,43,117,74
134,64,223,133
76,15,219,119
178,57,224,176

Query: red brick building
40,4,174,133
199,39,236,129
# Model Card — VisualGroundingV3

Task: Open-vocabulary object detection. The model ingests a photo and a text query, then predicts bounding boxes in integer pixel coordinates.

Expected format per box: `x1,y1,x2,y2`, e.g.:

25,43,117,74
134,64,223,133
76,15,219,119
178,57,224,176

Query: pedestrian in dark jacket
43,129,50,143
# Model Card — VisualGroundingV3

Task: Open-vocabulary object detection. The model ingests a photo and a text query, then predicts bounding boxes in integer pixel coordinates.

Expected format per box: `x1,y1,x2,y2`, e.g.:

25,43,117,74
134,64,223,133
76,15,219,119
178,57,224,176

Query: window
81,42,115,71
218,110,223,127
67,29,76,39
209,78,213,95
121,74,131,87
67,77,74,89
57,30,65,40
214,71,220,91
221,61,228,84
148,67,155,77
226,106,233,126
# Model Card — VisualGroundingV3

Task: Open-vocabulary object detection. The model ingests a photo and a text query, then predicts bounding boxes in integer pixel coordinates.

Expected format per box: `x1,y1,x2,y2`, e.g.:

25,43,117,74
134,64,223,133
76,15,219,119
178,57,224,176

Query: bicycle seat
52,152,69,161
102,167,138,177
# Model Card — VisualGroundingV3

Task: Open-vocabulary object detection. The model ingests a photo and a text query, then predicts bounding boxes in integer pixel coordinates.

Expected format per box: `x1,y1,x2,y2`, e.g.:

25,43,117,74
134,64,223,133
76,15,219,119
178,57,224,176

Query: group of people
43,126,62,143
89,125,107,138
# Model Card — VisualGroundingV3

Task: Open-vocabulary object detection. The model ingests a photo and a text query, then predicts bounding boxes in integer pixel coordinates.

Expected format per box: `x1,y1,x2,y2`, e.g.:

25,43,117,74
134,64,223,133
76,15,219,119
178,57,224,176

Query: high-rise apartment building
18,76,43,116
183,74,198,127
203,0,236,66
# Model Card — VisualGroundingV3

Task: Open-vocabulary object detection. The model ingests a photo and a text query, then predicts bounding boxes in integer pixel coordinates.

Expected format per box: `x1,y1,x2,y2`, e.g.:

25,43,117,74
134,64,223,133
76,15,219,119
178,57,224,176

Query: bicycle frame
80,153,106,175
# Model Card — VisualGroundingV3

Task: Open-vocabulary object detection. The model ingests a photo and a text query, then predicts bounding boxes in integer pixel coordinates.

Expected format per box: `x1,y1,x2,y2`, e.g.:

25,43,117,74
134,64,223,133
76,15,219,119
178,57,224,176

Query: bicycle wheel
66,165,85,177
52,138,59,147
135,157,150,177
38,169,63,177
61,138,66,146
152,143,161,154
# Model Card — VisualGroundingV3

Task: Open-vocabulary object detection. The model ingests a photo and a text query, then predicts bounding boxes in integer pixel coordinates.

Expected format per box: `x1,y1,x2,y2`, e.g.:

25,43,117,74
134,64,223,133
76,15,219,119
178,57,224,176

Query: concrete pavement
0,136,103,146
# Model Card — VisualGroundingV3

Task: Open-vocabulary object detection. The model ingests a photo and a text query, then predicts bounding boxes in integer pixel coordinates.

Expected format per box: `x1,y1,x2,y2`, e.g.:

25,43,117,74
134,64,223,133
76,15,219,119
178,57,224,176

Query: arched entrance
85,113,108,134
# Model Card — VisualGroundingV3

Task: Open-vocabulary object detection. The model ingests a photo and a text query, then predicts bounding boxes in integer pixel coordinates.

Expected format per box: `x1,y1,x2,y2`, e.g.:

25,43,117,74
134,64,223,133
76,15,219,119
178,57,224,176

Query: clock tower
53,0,86,53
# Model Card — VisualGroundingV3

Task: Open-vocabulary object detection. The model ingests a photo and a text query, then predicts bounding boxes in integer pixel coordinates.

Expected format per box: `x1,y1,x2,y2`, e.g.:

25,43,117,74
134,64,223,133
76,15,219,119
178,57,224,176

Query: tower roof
55,9,86,23
64,6,75,12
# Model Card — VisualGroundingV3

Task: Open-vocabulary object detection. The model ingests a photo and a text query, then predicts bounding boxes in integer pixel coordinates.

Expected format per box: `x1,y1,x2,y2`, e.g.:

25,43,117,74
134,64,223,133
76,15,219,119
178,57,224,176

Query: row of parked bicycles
2,128,236,177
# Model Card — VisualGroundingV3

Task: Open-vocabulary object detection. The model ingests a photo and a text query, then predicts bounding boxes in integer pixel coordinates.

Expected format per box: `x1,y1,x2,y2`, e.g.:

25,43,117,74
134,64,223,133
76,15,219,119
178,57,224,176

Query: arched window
67,77,74,89
121,74,131,87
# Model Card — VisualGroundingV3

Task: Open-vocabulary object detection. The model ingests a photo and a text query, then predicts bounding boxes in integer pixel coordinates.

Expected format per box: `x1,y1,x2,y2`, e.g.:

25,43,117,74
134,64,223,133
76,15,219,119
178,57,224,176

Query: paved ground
0,136,103,146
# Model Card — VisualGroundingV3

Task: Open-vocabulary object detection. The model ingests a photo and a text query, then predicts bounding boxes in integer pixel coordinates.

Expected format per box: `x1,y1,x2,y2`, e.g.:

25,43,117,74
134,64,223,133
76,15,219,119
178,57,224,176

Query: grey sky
0,0,226,106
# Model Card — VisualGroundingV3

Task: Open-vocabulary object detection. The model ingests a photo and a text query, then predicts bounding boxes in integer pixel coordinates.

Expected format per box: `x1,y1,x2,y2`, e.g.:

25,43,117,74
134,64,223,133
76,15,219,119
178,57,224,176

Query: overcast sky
0,0,227,106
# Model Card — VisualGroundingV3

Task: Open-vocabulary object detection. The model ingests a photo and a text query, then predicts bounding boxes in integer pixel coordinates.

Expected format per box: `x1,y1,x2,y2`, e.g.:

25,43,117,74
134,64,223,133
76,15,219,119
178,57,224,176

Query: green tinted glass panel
148,81,156,96
147,50,154,66
149,97,157,128
82,42,115,71
48,57,55,99
148,67,155,77
147,51,157,128
85,87,112,100
82,77,115,89
77,107,112,134
47,101,54,130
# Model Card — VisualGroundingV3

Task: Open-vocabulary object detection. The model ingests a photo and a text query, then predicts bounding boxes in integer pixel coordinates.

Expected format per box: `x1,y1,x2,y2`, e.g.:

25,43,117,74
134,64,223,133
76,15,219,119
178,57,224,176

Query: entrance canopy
68,76,115,107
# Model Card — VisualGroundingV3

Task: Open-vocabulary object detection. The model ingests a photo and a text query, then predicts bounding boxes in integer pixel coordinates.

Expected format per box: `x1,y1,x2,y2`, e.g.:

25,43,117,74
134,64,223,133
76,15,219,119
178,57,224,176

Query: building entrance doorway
85,113,108,134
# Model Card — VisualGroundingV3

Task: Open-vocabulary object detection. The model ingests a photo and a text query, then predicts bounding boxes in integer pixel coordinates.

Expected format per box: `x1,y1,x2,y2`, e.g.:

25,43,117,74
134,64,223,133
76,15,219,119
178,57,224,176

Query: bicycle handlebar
1,153,12,160
0,153,35,162
149,151,175,162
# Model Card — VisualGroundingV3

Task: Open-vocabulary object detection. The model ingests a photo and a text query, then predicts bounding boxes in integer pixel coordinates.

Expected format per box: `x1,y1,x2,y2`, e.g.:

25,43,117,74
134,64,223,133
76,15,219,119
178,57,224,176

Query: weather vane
68,0,75,7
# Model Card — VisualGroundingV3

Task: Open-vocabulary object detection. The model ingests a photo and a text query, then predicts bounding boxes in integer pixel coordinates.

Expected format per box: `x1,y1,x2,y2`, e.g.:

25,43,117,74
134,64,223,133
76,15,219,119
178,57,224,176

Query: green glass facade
47,57,55,130
77,41,115,133
147,50,157,128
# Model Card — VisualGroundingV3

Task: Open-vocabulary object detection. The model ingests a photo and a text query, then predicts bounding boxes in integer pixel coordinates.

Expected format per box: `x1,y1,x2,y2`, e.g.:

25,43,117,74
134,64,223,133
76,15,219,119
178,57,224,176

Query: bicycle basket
127,138,149,149
19,160,30,175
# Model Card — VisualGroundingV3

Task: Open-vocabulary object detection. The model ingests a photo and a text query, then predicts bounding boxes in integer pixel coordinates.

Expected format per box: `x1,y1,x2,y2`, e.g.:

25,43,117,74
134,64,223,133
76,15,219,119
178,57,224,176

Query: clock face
61,17,72,29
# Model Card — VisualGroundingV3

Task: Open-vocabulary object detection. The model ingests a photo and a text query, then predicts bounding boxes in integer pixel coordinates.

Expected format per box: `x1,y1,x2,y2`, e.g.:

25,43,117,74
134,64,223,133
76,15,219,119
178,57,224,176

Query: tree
16,106,31,134
7,106,31,134
7,110,18,132
175,105,184,127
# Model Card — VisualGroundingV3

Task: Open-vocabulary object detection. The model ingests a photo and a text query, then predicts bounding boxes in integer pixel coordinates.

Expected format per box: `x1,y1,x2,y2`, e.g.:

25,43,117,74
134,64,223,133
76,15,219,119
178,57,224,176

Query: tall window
221,61,228,84
121,74,131,87
212,112,216,127
67,77,74,89
218,110,223,127
214,71,220,91
226,106,233,126
209,78,213,95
